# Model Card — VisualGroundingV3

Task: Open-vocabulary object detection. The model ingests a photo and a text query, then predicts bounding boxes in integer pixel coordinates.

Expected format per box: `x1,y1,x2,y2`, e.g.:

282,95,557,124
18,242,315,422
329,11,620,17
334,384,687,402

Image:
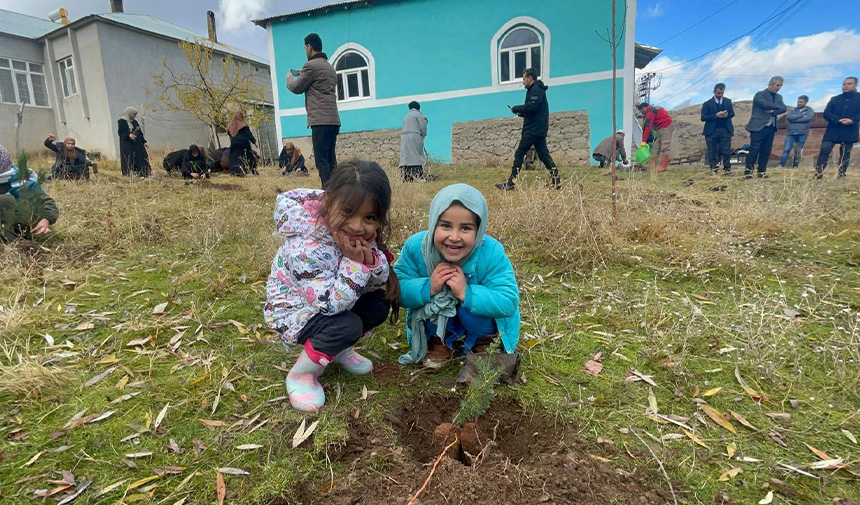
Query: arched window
499,27,542,83
334,51,370,102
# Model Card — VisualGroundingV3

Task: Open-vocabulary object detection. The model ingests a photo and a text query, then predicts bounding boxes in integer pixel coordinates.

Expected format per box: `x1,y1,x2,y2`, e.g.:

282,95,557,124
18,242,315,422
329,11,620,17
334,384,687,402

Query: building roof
634,43,662,69
0,8,61,39
0,9,267,66
253,0,391,26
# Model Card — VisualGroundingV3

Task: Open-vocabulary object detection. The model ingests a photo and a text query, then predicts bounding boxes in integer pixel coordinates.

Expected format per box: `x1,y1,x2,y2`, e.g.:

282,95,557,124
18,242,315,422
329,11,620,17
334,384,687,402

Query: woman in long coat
399,101,428,181
227,111,258,176
118,107,150,177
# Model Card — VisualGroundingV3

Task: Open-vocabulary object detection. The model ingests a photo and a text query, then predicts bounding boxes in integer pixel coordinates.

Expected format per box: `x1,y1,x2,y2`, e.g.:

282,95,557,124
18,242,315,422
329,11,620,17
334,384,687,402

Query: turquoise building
254,0,641,164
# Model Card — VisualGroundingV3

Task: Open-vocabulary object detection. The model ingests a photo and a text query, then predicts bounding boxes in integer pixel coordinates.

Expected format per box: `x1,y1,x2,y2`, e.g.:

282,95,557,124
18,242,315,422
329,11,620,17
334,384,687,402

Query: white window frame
499,27,542,83
58,56,78,98
329,43,376,103
490,17,551,87
0,57,50,107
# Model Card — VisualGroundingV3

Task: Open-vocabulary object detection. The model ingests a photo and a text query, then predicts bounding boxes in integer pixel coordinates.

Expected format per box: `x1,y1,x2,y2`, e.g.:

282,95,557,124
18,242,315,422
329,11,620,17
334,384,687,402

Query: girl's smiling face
327,196,379,243
433,203,478,262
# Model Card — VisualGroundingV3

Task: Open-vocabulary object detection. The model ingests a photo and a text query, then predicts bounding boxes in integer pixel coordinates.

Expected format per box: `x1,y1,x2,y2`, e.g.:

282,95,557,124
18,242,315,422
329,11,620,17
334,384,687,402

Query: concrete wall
451,111,591,166
0,34,56,153
270,0,635,162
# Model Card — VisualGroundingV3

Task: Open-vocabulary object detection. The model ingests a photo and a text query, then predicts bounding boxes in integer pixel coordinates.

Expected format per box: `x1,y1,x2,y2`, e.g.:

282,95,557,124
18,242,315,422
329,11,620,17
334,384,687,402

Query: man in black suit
701,83,735,175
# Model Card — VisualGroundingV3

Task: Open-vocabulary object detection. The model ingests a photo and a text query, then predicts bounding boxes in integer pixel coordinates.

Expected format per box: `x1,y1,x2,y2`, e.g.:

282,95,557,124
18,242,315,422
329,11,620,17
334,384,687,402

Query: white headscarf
119,107,138,124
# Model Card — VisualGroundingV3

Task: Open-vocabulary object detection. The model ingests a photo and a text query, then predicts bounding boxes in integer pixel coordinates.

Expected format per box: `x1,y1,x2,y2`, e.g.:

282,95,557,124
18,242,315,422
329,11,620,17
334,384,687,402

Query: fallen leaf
582,359,603,376
804,443,832,461
154,403,169,430
769,430,788,448
111,392,141,404
217,467,249,475
125,451,153,458
127,475,160,490
126,336,152,347
84,367,116,387
44,334,55,346
20,451,44,468
627,369,657,386
153,466,185,475
735,366,767,403
841,429,857,445
682,429,709,449
718,467,742,481
88,411,115,423
729,410,757,430
235,444,263,450
57,480,92,505
95,479,128,497
199,419,226,428
807,458,844,470
703,387,722,397
216,471,226,505
647,387,658,415
759,490,774,504
292,419,319,448
726,442,736,458
167,439,183,454
522,338,545,349
75,322,94,331
152,302,168,314
766,412,791,424
699,404,737,434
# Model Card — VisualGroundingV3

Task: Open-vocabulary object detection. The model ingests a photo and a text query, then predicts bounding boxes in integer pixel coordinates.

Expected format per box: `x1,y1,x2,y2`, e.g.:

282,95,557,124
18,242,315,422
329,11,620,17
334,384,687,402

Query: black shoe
723,170,732,176
837,173,846,180
711,169,719,175
495,181,515,191
550,175,561,190
743,172,753,180
757,172,768,179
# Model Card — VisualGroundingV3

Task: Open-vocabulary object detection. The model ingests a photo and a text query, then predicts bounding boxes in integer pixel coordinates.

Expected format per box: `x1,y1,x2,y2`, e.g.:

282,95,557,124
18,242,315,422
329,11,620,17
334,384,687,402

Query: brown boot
424,335,453,369
656,154,669,172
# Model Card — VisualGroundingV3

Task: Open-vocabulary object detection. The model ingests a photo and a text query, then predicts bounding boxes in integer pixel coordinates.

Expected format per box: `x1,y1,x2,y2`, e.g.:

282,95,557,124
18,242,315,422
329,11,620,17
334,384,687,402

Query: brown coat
287,53,341,127
593,134,627,161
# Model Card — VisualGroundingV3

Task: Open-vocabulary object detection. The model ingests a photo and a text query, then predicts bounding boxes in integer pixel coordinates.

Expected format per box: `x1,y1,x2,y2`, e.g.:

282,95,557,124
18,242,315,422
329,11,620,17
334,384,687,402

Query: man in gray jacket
287,33,341,186
744,76,787,178
779,95,814,168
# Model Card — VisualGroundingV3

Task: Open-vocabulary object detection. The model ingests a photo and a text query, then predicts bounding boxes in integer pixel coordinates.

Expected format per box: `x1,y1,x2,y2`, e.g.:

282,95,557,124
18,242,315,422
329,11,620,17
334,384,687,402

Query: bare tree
597,1,626,219
148,40,268,148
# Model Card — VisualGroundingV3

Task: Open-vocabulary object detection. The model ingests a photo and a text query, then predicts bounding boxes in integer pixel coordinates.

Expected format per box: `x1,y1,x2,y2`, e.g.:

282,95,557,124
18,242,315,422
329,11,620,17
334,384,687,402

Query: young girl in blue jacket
394,184,520,375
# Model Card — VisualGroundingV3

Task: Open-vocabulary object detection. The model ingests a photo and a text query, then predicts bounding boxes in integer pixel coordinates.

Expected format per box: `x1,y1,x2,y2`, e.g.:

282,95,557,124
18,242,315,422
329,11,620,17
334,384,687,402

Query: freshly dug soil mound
283,395,672,505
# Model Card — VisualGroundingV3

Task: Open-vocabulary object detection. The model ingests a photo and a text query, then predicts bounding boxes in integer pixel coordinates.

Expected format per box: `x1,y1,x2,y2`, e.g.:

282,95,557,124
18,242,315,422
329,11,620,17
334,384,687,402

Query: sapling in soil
433,349,504,464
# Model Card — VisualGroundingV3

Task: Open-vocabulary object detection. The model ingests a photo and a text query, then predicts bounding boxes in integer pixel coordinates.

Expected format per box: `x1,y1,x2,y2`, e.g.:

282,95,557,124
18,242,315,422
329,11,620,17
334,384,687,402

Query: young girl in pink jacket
264,160,399,412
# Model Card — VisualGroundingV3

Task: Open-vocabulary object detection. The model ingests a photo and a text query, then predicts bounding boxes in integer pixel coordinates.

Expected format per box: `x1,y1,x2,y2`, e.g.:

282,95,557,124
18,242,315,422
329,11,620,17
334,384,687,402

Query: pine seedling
2,150,49,240
452,350,503,426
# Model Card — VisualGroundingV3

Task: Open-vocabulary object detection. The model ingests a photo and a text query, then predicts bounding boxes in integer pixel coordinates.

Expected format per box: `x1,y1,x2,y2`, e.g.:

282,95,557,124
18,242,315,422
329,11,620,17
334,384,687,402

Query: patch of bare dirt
277,395,672,505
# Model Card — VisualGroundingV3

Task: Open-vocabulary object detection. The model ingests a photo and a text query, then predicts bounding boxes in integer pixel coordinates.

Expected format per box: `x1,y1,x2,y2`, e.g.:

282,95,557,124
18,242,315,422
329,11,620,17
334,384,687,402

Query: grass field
1,157,859,505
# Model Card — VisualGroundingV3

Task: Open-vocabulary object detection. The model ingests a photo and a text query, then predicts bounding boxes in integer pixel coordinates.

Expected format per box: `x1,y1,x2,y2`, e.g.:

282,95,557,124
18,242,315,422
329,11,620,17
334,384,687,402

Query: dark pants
508,133,557,181
311,125,339,187
705,128,732,171
745,126,776,175
296,290,389,358
817,141,854,176
424,306,497,352
401,165,424,182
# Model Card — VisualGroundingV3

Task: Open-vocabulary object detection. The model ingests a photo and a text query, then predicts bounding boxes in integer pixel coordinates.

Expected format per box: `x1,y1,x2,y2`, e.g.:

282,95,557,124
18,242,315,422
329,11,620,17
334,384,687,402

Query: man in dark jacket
744,76,787,178
44,135,97,180
816,77,860,179
287,33,340,186
496,68,560,190
779,95,814,168
700,83,735,174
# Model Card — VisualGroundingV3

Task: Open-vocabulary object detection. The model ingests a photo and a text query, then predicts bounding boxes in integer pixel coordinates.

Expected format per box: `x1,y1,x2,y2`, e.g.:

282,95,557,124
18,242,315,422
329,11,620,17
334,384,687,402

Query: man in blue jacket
496,68,561,191
701,83,735,175
744,76,787,179
779,95,814,168
816,77,860,179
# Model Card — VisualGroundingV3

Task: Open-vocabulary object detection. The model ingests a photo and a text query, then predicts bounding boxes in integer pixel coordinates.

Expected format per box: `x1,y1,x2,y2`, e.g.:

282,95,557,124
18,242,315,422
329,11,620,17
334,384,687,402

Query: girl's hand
358,233,378,266
333,231,364,263
445,266,467,302
430,263,456,296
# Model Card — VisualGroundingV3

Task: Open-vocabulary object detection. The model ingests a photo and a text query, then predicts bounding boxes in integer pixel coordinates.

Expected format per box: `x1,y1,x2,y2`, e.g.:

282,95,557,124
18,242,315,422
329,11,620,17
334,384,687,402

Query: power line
657,0,741,45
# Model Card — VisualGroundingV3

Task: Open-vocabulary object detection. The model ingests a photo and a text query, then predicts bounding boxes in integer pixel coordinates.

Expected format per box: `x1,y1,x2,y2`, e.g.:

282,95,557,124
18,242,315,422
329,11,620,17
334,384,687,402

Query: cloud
643,1,666,19
216,0,269,33
642,29,860,109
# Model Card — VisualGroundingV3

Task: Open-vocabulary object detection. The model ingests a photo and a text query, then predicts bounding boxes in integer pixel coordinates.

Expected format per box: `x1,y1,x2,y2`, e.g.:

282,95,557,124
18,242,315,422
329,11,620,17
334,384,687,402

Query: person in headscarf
227,111,258,176
399,101,428,182
207,147,230,173
163,145,209,179
0,144,58,242
393,184,521,383
44,135,97,180
117,107,150,177
278,140,307,175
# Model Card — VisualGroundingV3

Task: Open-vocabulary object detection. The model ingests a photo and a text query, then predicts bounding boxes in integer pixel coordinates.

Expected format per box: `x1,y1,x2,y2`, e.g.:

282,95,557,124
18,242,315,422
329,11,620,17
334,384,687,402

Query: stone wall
451,111,591,166
285,128,402,166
